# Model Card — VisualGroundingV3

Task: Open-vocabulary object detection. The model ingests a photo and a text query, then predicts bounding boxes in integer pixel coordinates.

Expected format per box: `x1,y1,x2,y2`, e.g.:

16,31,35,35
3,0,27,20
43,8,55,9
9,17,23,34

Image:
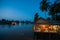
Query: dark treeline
0,19,18,25
0,19,33,25
0,19,11,25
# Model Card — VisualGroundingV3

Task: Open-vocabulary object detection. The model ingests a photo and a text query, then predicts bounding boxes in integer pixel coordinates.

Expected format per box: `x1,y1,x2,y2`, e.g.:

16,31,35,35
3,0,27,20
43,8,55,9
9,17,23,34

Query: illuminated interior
34,24,59,33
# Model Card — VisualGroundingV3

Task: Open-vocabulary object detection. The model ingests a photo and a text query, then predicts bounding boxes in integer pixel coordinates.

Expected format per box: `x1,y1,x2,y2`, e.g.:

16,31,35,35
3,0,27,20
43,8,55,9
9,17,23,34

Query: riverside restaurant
34,18,60,33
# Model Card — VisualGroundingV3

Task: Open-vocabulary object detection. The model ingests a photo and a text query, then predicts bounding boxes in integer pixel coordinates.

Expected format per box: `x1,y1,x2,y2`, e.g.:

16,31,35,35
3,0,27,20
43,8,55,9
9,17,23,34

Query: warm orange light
12,22,16,25
34,24,59,32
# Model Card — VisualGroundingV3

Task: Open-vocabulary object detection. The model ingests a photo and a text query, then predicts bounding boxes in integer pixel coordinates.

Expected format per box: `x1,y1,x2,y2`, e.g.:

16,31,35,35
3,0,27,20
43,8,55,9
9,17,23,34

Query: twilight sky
0,0,54,21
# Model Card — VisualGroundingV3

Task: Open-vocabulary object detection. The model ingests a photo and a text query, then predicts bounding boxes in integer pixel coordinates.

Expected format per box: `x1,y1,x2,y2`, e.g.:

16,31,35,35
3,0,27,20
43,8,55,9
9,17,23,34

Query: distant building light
12,22,16,25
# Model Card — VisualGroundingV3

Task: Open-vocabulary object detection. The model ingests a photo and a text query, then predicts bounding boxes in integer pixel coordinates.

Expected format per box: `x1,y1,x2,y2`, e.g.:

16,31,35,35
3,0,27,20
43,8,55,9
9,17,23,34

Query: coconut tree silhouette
49,0,60,20
40,0,50,18
40,0,60,20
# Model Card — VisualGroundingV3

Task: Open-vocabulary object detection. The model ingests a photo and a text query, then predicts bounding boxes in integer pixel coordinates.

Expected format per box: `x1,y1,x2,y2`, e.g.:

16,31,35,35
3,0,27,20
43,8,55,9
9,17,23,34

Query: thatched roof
36,18,49,24
36,18,60,24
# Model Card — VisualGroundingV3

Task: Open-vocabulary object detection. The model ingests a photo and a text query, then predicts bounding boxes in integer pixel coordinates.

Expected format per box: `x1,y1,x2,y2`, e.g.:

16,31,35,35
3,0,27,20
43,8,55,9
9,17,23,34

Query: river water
0,24,34,40
0,24,59,40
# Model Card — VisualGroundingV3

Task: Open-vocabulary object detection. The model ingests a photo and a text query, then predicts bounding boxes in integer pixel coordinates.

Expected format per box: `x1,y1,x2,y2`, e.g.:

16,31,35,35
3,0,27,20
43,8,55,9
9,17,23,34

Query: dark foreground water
0,24,34,40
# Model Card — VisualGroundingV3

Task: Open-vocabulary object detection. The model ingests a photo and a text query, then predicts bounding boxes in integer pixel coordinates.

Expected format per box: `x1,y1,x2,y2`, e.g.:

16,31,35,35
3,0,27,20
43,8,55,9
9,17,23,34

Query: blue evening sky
0,0,54,21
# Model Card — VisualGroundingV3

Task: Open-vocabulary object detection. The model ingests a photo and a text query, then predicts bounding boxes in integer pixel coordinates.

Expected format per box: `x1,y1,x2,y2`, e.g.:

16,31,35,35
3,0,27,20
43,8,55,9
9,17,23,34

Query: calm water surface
0,24,34,40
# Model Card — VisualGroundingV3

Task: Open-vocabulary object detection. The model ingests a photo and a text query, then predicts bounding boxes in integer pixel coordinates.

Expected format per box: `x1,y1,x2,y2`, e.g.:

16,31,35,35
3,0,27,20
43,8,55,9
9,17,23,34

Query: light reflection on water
0,24,34,40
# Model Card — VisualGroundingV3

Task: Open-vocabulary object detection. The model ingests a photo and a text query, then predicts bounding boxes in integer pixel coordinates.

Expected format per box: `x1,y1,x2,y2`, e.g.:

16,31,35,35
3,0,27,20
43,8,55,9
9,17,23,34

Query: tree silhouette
40,0,60,20
34,13,39,23
2,19,6,22
40,0,50,18
49,0,60,20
